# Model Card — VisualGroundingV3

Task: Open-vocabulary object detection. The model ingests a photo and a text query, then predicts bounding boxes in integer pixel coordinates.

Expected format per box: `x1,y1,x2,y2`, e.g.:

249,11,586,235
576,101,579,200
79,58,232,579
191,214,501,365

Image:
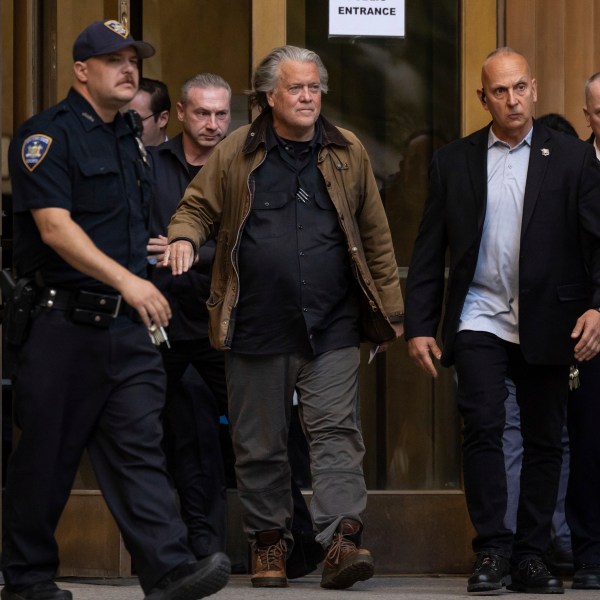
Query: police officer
1,20,230,600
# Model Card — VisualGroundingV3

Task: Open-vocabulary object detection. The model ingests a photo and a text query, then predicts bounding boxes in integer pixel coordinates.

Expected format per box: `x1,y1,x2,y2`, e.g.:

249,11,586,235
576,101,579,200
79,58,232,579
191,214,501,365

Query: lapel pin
541,148,550,156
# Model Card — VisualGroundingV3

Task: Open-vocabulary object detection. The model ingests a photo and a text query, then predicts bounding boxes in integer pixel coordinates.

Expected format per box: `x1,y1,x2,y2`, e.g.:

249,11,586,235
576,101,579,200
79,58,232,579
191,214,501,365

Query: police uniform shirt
233,116,361,355
9,88,152,292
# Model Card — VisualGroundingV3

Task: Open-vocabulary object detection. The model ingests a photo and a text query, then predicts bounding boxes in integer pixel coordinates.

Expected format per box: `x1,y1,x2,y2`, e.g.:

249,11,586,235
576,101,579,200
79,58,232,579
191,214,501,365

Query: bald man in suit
405,47,600,594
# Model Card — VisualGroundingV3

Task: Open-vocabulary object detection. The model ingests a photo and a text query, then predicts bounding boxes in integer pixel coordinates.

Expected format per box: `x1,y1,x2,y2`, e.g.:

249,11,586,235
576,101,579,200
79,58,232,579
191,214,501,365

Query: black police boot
1,581,72,600
144,552,230,600
572,564,600,589
507,557,564,593
467,552,511,592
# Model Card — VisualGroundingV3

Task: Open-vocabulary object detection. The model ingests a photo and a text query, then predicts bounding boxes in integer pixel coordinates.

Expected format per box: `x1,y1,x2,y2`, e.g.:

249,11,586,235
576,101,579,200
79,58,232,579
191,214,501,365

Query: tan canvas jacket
168,109,404,350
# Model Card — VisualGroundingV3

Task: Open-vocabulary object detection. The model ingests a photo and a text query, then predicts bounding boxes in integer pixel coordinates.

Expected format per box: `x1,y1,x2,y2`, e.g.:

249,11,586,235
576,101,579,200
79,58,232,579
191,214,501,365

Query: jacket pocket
556,283,590,301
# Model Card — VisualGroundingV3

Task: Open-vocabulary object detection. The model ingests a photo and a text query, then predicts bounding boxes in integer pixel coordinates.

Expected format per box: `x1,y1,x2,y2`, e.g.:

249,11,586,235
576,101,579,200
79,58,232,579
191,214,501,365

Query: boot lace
256,539,286,570
518,557,550,577
326,532,358,566
477,555,498,569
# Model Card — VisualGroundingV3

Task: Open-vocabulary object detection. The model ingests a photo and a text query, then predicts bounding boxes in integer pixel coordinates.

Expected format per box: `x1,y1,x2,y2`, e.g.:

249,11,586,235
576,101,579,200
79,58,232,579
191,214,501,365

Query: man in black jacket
405,47,600,594
563,72,600,590
147,73,233,561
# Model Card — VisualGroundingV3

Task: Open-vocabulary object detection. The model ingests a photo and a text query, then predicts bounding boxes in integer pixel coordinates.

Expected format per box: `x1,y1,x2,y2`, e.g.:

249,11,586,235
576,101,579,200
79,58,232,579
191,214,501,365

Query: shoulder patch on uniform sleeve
21,134,53,172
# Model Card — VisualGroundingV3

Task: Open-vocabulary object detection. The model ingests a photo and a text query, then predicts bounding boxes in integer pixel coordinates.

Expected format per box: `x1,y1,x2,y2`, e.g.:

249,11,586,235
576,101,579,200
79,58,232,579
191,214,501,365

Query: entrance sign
329,0,405,37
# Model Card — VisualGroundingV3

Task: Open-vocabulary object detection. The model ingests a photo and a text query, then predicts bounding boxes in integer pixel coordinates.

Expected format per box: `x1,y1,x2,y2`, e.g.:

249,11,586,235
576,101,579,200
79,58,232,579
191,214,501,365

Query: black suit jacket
404,121,600,367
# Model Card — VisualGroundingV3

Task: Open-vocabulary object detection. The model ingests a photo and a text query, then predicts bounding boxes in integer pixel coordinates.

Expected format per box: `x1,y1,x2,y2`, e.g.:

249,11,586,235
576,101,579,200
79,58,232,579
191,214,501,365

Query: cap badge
104,20,128,38
21,134,53,172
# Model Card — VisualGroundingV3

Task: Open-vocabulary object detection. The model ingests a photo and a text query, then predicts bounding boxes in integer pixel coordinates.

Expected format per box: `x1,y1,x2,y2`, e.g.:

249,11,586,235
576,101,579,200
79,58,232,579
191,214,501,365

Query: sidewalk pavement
52,574,599,600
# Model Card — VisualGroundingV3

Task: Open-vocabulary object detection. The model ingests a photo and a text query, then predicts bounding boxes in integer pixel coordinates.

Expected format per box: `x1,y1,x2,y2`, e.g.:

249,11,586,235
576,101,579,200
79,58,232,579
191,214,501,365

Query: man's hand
376,321,405,353
572,309,600,361
407,336,442,378
118,274,172,328
163,240,195,275
30,207,170,328
147,234,169,264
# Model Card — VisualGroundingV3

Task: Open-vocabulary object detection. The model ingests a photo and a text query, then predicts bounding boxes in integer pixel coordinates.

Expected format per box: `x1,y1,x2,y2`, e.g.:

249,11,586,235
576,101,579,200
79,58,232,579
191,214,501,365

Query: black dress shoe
1,582,72,600
507,557,564,594
467,553,511,592
144,552,230,600
573,564,600,589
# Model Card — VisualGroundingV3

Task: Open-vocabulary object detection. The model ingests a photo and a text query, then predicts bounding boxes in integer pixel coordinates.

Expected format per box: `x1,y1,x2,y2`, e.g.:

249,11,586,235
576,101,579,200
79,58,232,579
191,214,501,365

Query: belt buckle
111,294,123,318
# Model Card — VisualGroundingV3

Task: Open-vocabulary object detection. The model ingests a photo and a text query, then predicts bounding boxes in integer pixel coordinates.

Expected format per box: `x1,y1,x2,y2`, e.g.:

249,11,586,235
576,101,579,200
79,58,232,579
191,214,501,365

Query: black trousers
160,338,228,559
454,331,567,562
567,354,600,567
1,310,193,593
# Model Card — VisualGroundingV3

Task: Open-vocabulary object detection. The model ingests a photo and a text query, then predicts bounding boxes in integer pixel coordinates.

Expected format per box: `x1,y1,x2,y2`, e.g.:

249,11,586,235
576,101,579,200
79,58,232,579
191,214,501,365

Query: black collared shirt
10,88,152,292
233,117,360,355
147,134,213,340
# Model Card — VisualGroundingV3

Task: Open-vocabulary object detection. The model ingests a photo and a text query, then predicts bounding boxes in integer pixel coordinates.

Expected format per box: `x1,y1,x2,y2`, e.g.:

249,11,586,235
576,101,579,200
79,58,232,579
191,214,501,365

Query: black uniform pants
454,330,567,562
1,310,194,593
567,354,600,567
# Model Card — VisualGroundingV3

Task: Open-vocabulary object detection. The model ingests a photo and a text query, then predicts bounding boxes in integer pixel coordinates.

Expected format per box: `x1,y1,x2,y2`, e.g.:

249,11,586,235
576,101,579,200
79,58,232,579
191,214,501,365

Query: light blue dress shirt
458,126,533,344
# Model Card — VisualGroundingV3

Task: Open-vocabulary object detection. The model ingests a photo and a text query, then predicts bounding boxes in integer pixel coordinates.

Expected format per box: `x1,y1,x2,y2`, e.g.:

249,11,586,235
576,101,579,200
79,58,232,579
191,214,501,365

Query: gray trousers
225,346,367,548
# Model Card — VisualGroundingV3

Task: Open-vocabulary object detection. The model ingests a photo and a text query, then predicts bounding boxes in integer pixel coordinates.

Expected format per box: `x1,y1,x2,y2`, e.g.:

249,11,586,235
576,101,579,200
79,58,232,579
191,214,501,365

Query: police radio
124,109,148,165
124,109,143,138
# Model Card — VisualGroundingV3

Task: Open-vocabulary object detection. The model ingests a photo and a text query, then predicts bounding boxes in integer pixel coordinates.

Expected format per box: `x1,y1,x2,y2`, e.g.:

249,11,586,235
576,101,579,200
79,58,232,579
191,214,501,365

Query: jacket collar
466,120,554,238
242,107,351,154
155,133,187,167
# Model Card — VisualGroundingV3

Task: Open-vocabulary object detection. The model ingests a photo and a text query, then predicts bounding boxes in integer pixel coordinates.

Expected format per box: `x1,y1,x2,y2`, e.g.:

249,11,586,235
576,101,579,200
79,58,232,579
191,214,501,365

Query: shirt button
302,280,307,285
299,251,305,256
264,202,270,207
298,224,303,229
303,307,308,312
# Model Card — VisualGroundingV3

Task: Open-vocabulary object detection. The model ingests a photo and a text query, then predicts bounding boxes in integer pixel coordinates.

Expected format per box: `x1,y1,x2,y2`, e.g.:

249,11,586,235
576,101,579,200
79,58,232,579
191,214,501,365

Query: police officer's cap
73,20,155,62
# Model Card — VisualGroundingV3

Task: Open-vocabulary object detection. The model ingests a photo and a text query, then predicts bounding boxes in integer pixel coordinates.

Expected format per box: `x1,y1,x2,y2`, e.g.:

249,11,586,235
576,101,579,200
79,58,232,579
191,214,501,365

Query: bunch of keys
568,364,580,391
148,323,171,348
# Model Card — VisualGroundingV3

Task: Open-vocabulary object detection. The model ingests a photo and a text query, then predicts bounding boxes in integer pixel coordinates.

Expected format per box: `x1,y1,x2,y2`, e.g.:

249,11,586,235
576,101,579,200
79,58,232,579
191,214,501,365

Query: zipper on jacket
229,148,268,311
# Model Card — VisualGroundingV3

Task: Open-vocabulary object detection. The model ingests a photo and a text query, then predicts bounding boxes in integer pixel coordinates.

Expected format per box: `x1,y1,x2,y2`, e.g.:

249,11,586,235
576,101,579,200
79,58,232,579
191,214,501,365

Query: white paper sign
329,0,405,37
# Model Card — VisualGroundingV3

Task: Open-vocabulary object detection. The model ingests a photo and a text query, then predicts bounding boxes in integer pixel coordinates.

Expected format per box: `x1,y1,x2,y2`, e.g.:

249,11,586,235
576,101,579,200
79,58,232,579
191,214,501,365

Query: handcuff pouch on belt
69,290,122,328
40,288,123,328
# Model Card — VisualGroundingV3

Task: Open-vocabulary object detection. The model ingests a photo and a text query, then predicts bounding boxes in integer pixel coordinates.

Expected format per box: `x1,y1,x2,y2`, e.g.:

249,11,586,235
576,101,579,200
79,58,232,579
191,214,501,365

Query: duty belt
39,287,138,327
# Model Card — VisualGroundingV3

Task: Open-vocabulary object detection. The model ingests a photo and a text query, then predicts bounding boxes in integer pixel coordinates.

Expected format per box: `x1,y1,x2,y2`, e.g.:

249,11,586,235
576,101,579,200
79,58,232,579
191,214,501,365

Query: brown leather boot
250,529,288,588
320,519,374,589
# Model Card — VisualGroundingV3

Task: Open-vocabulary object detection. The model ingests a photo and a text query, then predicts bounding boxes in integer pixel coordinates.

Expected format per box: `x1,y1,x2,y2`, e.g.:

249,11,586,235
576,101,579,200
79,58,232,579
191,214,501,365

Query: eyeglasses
138,112,158,122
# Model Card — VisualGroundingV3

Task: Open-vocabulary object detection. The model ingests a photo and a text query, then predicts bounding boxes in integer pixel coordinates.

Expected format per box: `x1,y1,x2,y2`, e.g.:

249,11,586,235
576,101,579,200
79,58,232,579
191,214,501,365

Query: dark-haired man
130,76,171,146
